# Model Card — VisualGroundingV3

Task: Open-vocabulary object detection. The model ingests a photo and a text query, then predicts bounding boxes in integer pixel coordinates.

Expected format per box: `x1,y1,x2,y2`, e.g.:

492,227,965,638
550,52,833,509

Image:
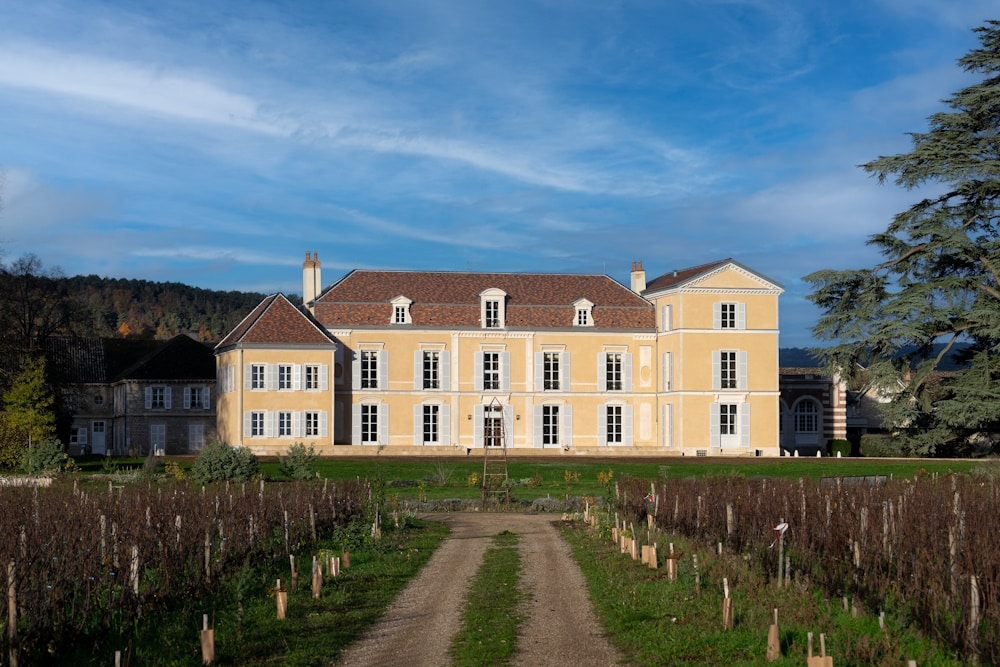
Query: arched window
794,400,819,433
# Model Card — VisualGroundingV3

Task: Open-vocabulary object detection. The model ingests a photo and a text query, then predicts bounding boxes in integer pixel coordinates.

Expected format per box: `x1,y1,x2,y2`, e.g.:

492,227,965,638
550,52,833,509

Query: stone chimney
303,251,321,314
630,260,646,294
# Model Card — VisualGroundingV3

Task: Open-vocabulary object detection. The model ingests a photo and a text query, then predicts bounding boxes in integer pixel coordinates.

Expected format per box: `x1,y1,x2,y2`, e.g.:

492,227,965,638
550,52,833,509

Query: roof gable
644,259,782,294
216,294,335,349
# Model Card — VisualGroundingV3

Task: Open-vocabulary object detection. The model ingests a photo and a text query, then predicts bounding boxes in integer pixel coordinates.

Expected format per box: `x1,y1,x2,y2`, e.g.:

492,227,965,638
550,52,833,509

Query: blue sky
0,1,995,347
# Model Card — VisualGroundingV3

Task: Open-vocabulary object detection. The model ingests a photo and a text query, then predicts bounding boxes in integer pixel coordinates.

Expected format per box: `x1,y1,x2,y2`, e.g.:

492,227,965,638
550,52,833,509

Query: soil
335,512,623,666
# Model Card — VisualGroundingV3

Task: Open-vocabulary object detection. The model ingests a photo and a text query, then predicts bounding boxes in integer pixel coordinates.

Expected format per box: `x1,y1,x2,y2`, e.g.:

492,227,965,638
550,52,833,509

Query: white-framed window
485,300,500,328
249,411,265,437
794,400,819,433
484,404,504,447
305,411,321,437
414,350,449,390
70,426,88,446
543,352,560,390
394,305,407,323
713,350,747,390
304,364,327,390
361,404,379,444
720,403,737,435
278,364,294,390
483,352,501,390
542,405,559,445
250,364,266,390
189,424,206,451
599,403,633,446
476,350,509,392
711,402,750,448
361,351,379,389
184,385,210,409
598,351,631,392
278,411,294,437
151,424,166,455
533,404,573,448
390,296,412,324
573,298,594,327
714,302,746,330
423,404,439,444
145,386,171,410
480,288,506,329
423,351,440,389
414,403,450,445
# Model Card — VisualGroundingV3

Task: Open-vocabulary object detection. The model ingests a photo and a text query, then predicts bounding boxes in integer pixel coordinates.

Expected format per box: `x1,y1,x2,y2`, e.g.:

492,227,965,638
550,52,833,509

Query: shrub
278,442,318,480
190,441,259,484
859,433,907,458
827,438,852,457
21,439,67,476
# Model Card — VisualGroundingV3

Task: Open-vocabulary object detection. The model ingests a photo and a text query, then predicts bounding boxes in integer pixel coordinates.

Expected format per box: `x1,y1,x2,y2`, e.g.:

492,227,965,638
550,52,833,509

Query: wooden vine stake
666,543,677,581
342,548,351,569
275,579,287,620
766,608,780,662
289,555,299,592
806,632,833,667
722,578,733,630
311,556,322,599
200,614,214,665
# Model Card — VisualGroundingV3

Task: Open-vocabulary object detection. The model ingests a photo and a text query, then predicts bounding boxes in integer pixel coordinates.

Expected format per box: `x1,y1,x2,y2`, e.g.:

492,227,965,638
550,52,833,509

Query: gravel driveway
335,513,622,667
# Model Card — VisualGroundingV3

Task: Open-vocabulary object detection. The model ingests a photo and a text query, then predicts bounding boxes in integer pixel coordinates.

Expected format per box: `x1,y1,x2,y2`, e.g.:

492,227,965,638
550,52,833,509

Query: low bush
190,441,259,484
827,438,852,457
21,438,66,476
859,433,906,457
278,442,318,480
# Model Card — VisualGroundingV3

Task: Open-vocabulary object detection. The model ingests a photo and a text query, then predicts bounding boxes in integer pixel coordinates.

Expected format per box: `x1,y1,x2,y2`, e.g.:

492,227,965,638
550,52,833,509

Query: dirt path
335,513,622,667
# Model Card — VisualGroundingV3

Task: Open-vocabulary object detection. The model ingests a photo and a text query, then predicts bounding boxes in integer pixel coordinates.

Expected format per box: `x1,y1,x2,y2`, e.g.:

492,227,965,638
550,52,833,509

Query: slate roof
216,293,336,350
118,334,216,381
36,337,162,384
314,270,655,330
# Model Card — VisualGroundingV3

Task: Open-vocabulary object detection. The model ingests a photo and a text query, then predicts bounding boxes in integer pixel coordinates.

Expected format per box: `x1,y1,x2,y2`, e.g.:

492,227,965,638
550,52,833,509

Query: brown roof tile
315,271,655,329
216,294,335,350
644,259,734,293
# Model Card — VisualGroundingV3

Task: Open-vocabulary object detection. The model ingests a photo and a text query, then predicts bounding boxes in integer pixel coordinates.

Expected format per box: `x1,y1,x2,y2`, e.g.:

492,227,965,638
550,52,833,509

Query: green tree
806,21,1000,456
1,356,58,464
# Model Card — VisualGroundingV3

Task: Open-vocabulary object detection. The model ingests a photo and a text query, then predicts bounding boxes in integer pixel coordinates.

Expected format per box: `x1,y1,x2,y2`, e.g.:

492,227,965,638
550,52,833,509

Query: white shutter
710,403,721,447
598,405,608,446
414,351,423,390
564,405,573,447
713,303,721,330
623,353,633,392
264,412,274,437
712,351,721,390
183,387,192,409
378,404,389,445
294,412,304,438
320,364,329,391
440,351,451,391
474,404,484,448
663,404,673,447
203,387,211,409
737,303,747,330
534,352,544,392
663,352,672,391
352,352,361,391
267,364,277,390
503,405,514,445
662,304,672,331
320,411,328,438
501,352,511,392
740,404,751,447
164,387,172,410
624,405,634,446
533,405,543,448
244,411,253,438
597,352,607,392
351,404,361,445
474,352,484,391
293,365,302,390
738,351,748,390
414,404,423,446
378,351,388,390
244,365,253,390
561,352,571,391
145,387,152,409
440,404,451,445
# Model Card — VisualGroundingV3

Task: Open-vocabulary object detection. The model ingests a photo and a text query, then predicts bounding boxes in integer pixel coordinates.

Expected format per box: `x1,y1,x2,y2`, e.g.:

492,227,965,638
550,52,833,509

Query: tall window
422,405,439,444
361,404,379,443
305,412,320,437
186,386,208,409
720,351,737,389
795,401,818,433
484,404,503,447
485,300,500,328
605,353,623,391
423,351,440,389
188,424,205,451
543,352,560,390
278,411,293,437
542,405,560,446
483,352,500,391
305,365,320,390
719,404,737,436
278,364,293,390
720,303,736,329
251,364,266,389
149,386,167,409
394,305,407,324
250,412,265,437
606,405,623,444
361,351,379,389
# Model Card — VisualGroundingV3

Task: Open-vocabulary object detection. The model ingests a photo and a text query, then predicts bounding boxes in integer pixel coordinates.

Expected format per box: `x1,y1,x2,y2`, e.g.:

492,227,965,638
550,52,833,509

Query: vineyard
611,471,1000,663
0,478,371,663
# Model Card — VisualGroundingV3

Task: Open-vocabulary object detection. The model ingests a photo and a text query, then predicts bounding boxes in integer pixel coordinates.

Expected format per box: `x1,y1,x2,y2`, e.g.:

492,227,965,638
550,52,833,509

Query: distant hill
64,275,281,342
779,347,822,368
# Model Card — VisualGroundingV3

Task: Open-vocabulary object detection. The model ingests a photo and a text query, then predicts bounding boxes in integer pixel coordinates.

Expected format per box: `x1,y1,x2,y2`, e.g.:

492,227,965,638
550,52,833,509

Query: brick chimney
630,260,646,294
303,251,321,314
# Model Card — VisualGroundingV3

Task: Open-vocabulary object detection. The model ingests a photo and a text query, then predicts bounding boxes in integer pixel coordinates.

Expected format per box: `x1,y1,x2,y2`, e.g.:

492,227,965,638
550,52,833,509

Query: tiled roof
314,271,655,329
117,334,216,381
39,337,161,384
216,294,336,349
643,259,735,293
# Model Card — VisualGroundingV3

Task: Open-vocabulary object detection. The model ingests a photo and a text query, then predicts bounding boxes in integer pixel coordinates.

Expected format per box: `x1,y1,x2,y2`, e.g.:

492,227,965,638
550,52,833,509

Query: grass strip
449,530,525,667
560,521,964,667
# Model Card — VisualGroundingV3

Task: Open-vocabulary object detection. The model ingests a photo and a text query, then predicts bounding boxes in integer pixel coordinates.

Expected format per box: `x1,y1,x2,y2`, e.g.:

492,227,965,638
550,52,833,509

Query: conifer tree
806,21,1000,455
1,356,57,451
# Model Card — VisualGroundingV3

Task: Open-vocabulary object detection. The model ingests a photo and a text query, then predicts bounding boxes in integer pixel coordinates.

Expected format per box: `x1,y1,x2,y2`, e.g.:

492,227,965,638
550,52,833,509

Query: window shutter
473,404,484,448
738,351,748,390
501,352,511,392
534,352,544,392
713,303,721,330
474,352,484,391
662,304,672,331
378,351,388,390
293,365,302,390
533,405,543,448
710,403,721,447
352,352,361,391
623,353,633,392
663,352,672,391
334,402,344,441
663,404,673,447
244,365,253,390
624,405,634,446
712,351,721,390
562,352,571,391
183,387,192,409
440,405,451,445
267,364,277,390
264,412,274,437
320,365,329,391
413,404,423,446
145,387,152,409
598,405,608,446
164,387,172,410
440,351,450,391
414,351,423,390
503,405,514,444
378,404,389,445
203,387,211,409
244,411,252,438
737,303,747,330
740,404,751,447
351,404,361,445
294,412,304,438
597,353,607,392
320,411,328,438
564,405,573,447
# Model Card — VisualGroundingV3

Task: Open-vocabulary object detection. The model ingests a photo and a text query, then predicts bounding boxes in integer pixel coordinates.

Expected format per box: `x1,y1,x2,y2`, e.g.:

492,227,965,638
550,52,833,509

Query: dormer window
390,296,412,325
480,288,507,329
573,298,594,327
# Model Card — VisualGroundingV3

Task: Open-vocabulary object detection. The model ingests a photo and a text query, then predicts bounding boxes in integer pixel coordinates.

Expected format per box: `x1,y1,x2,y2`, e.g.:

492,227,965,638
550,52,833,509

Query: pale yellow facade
216,258,783,457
